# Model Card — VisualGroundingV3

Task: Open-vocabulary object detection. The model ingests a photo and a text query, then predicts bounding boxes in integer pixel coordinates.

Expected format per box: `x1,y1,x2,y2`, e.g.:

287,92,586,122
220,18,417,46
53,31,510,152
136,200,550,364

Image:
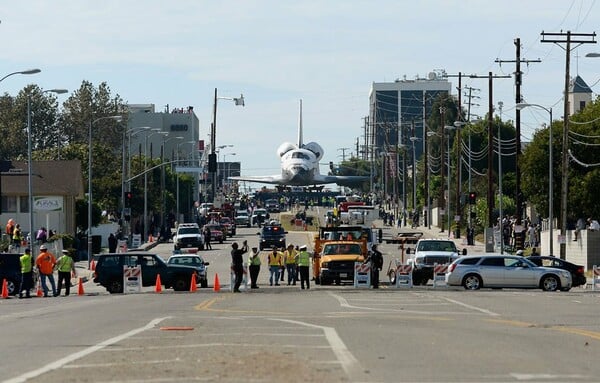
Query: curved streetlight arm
0,68,41,83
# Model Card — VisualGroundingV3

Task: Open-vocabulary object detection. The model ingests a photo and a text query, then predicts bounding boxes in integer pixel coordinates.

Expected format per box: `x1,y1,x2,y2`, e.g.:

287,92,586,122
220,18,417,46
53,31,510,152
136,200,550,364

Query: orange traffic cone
190,273,197,292
78,277,85,296
90,259,96,271
155,274,162,293
213,273,220,292
1,279,8,299
36,281,43,297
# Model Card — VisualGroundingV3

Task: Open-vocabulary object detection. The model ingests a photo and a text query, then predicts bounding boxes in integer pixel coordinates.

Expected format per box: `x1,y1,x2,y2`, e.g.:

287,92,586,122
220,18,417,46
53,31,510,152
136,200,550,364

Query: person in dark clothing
364,244,383,289
203,226,212,250
231,240,248,292
108,233,118,253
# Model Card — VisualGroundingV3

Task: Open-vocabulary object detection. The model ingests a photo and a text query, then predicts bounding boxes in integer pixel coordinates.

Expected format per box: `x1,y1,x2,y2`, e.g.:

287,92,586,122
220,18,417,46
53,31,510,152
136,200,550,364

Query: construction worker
248,247,261,289
364,244,383,289
267,246,282,286
35,244,57,297
284,244,297,285
56,249,76,296
18,248,34,298
295,245,311,290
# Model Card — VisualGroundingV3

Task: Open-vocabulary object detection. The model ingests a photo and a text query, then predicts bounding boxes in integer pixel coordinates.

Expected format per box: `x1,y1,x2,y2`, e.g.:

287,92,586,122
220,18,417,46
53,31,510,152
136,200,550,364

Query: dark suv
257,224,287,250
93,252,197,293
0,253,22,296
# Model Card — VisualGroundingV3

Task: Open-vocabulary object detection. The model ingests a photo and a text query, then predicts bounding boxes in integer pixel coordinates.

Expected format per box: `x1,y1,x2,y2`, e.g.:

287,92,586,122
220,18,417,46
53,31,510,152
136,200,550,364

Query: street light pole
516,103,553,256
88,115,122,265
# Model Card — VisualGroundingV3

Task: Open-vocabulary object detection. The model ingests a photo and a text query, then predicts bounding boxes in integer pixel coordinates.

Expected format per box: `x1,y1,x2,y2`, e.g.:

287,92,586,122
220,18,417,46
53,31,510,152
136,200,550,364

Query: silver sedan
446,255,572,291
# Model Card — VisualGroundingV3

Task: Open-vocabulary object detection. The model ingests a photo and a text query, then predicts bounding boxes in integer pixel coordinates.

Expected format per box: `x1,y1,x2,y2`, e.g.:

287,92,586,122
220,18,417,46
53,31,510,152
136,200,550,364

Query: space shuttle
229,100,368,188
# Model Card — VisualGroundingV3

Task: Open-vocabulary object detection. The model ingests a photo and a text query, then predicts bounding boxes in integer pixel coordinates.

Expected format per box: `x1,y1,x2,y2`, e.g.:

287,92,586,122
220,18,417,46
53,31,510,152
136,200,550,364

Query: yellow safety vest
285,250,297,264
268,252,281,266
20,253,33,273
297,251,311,267
56,255,74,273
249,253,261,266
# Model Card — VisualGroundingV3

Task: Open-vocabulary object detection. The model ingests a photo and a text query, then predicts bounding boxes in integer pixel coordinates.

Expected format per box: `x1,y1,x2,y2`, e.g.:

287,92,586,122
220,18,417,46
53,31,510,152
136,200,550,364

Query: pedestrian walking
108,233,118,253
248,247,261,289
230,241,248,293
203,226,212,250
284,244,297,285
18,248,34,298
295,245,311,290
268,246,282,286
35,244,57,297
364,244,383,289
56,249,76,296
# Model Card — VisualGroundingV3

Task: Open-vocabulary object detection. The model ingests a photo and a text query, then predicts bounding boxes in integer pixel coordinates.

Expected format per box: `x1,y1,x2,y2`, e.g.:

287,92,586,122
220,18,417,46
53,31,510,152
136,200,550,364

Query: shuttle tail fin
297,99,303,147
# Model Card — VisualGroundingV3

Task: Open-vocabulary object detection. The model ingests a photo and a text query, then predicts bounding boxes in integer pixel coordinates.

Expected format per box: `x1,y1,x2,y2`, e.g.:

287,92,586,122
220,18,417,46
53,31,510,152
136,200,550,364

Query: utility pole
337,147,350,162
541,30,596,260
439,106,446,232
495,37,541,228
468,72,511,229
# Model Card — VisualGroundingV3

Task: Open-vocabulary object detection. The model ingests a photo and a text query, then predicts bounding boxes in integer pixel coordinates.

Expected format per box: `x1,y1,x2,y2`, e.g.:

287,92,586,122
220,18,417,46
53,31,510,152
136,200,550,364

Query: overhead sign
34,196,63,211
176,167,203,173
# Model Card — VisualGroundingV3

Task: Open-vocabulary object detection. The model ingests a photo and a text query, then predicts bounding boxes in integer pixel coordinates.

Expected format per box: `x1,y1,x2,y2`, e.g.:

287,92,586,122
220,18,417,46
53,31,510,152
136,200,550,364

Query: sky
0,0,599,185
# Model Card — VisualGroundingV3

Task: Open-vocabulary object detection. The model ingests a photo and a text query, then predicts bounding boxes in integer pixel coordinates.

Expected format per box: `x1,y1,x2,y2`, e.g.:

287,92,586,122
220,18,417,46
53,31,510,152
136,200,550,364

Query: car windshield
178,227,199,235
323,244,362,255
417,241,457,252
168,256,203,265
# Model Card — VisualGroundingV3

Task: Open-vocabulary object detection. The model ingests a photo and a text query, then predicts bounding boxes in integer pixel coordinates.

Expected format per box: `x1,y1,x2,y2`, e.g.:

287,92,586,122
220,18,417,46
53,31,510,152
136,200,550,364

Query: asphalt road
1,223,600,383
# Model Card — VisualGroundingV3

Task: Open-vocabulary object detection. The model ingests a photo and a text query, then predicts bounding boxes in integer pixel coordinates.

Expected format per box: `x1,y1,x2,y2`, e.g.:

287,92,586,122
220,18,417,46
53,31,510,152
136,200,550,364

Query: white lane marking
3,317,170,383
270,318,361,378
102,343,330,352
64,358,182,369
510,373,587,380
442,297,500,316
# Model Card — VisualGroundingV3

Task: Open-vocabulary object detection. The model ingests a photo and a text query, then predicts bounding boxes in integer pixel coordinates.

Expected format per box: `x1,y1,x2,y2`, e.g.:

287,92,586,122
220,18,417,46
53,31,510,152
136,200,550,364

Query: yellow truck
312,226,370,285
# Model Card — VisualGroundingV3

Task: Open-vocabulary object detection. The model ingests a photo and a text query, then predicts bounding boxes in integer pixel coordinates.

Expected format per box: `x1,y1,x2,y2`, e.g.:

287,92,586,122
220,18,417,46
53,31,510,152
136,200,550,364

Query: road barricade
395,263,413,288
354,262,371,288
123,265,142,294
230,265,249,292
432,263,448,288
593,265,600,291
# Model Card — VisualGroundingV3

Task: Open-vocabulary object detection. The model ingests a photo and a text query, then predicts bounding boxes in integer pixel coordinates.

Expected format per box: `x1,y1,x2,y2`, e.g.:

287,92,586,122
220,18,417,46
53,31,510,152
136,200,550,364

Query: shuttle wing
313,174,369,186
228,174,285,184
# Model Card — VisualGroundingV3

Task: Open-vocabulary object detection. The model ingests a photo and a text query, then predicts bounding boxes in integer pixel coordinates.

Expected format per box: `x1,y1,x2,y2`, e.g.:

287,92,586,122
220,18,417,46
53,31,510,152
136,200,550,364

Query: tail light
577,266,584,274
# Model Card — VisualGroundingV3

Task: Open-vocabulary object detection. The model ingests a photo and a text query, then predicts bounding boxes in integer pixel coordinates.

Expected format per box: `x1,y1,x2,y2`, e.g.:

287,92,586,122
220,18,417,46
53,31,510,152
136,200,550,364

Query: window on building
1,196,17,213
20,196,29,213
580,101,586,111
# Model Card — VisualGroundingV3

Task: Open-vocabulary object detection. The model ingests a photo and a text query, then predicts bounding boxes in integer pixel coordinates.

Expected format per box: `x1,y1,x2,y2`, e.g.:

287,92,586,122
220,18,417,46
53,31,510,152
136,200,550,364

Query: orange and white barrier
117,240,127,253
433,263,449,288
229,265,249,292
354,262,371,288
123,265,142,294
395,263,413,288
593,265,600,291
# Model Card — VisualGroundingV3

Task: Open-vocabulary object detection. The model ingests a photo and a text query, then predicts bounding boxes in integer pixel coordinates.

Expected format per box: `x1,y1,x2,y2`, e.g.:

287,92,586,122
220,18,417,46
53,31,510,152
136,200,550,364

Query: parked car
203,224,225,243
527,256,587,288
167,254,209,288
446,255,572,291
257,224,287,250
251,208,270,227
0,253,22,296
173,223,204,251
93,252,198,293
234,210,251,228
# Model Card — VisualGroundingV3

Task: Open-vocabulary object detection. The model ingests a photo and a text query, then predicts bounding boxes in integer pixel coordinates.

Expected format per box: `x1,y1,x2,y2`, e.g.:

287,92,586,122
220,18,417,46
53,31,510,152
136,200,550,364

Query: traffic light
468,192,476,204
126,192,133,201
208,153,217,172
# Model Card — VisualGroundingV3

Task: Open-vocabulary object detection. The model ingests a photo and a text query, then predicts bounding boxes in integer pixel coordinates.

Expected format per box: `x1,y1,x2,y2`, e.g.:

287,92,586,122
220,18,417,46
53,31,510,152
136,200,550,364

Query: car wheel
200,279,208,288
172,276,189,291
388,270,396,285
462,274,482,290
541,275,560,291
5,279,17,295
107,279,123,294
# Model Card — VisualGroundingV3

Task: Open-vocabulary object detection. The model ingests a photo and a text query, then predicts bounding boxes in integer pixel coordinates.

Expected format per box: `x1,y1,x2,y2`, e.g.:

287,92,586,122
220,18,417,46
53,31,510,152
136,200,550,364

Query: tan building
0,160,84,237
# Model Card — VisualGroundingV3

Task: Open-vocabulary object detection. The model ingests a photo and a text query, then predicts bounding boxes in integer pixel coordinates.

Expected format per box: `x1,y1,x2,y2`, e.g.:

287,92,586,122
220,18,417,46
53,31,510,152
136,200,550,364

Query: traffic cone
1,279,8,299
90,259,96,271
190,273,197,292
36,281,43,297
213,273,220,292
155,274,162,293
78,277,85,296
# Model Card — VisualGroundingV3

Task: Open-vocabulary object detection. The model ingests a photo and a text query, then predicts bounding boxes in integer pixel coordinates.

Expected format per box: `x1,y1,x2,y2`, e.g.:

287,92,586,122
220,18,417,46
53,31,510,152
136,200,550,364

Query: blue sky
0,1,598,182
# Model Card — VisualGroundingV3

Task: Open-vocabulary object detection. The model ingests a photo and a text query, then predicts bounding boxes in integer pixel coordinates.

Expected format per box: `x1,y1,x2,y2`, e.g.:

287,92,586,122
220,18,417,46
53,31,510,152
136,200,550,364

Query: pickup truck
93,252,198,293
405,239,466,285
